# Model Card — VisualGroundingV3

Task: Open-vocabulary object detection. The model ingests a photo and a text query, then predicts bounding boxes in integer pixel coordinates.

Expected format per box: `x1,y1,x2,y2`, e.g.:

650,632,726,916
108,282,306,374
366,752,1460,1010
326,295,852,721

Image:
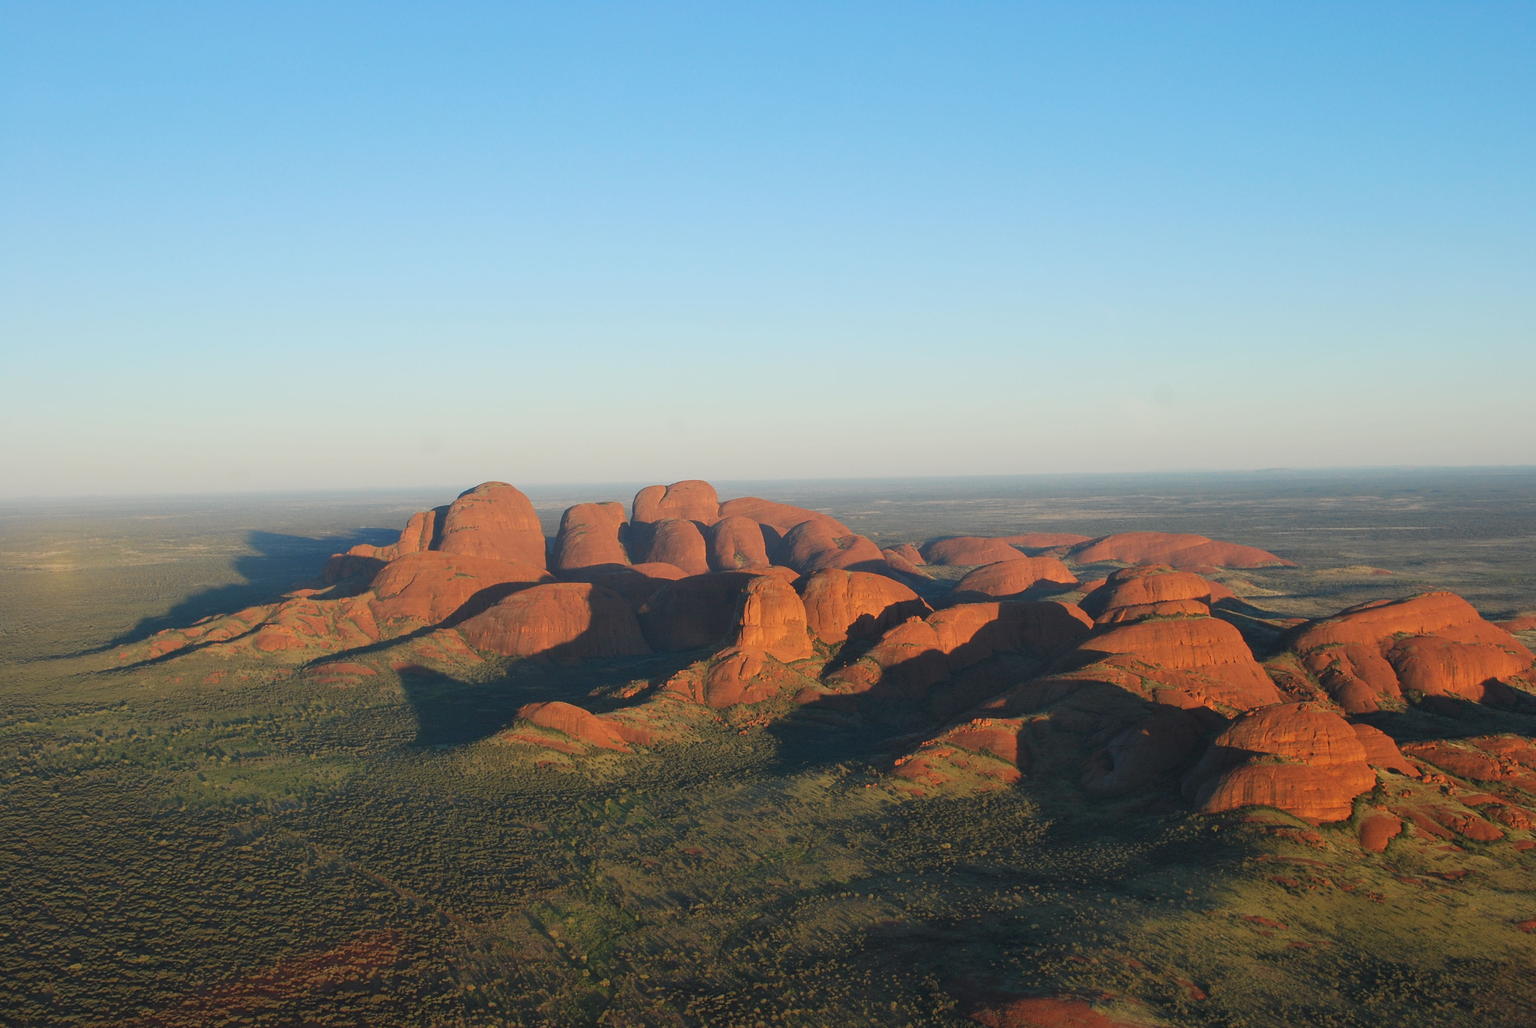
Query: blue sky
3,2,1532,497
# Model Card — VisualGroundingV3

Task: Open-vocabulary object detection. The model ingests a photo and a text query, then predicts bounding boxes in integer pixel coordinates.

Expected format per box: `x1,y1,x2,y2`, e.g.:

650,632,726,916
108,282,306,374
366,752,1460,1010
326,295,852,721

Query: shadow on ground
59,528,396,658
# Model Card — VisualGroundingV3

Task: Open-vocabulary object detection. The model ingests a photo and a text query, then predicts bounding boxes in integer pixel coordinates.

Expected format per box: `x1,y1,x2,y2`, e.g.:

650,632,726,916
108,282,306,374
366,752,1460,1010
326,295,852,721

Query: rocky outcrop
632,480,720,527
731,575,814,661
637,572,754,651
1077,617,1283,711
998,532,1093,552
509,701,646,752
801,569,929,645
1289,592,1536,713
457,582,649,659
1183,702,1378,822
953,558,1077,601
1071,532,1293,570
370,551,552,627
435,482,548,567
642,518,711,576
781,520,884,575
716,497,851,541
921,536,1025,567
552,502,630,571
706,515,770,571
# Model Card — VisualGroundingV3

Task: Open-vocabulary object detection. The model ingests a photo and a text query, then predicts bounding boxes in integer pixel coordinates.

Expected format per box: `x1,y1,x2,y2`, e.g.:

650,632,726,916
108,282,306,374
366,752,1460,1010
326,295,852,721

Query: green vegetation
2,482,1535,1025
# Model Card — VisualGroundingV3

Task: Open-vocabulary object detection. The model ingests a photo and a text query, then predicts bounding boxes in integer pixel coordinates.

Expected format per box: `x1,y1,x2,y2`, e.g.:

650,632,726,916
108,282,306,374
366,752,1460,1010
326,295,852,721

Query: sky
2,2,1533,498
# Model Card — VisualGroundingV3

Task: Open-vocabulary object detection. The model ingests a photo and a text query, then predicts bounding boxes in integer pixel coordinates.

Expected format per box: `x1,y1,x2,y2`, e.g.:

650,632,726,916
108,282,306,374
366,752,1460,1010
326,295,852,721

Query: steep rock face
781,519,885,575
637,572,754,651
325,507,444,582
1077,617,1283,711
1289,592,1536,713
631,480,720,526
706,515,770,571
801,569,929,645
557,562,687,608
921,536,1024,567
826,603,1092,703
929,602,1092,670
369,551,552,627
436,482,548,568
827,617,951,700
1071,532,1293,570
1082,708,1207,796
642,518,711,576
953,558,1077,601
457,582,648,659
552,502,630,572
881,548,926,576
731,575,814,661
884,543,925,566
1183,702,1377,823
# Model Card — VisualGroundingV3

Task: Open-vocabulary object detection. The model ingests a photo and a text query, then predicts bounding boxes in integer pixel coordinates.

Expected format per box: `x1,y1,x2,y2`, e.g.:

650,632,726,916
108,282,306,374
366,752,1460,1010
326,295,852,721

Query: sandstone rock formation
1289,592,1536,713
953,557,1077,602
436,482,548,567
1071,532,1293,570
801,569,930,645
1076,617,1283,712
1183,702,1377,822
706,515,770,571
641,518,712,575
781,519,885,575
458,582,649,659
632,480,720,526
730,575,814,661
370,551,551,627
921,536,1025,567
552,502,630,572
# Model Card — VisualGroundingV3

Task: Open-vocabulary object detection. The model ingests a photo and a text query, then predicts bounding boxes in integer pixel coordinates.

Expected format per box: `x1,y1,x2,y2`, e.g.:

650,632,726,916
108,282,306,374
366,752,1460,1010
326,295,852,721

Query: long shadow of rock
61,528,397,658
396,647,701,748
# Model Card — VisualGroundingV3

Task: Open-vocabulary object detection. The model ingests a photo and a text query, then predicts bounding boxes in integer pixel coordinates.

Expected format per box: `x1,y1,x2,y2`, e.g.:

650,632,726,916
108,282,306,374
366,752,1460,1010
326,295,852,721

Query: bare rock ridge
116,478,1536,839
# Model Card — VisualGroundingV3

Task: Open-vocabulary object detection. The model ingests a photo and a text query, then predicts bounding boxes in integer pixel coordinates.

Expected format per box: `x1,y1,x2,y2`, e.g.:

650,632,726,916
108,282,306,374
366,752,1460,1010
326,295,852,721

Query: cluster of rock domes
119,480,1536,846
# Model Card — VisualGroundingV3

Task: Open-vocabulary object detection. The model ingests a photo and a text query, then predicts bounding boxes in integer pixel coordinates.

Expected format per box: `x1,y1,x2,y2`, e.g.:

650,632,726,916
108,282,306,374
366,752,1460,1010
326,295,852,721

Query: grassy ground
3,474,1535,1025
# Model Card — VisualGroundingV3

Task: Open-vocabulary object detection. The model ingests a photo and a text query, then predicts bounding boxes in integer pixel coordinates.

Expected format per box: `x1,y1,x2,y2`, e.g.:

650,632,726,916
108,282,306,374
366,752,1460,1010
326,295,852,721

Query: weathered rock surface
370,551,552,627
706,515,771,571
435,482,548,567
637,572,754,651
632,480,720,526
921,536,1025,567
1081,565,1231,624
1077,617,1283,712
781,519,885,575
511,701,639,752
1289,592,1536,713
953,558,1077,601
1183,702,1378,822
801,569,930,645
1071,532,1293,570
458,582,649,659
642,518,711,576
552,502,630,571
731,575,814,661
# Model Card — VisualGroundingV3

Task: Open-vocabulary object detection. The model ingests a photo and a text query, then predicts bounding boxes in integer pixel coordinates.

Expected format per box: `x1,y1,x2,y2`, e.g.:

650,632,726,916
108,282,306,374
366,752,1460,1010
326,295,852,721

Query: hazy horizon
5,462,1536,506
